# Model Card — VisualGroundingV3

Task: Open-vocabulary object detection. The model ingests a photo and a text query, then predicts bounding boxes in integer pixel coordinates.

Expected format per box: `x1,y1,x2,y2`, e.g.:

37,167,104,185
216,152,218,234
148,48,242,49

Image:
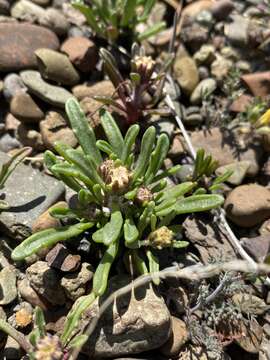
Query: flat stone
35,48,80,86
241,235,270,263
72,80,115,101
190,78,217,104
20,70,72,108
215,161,251,185
0,266,17,305
190,127,262,176
0,151,64,240
232,293,269,315
236,319,263,353
0,23,59,72
10,93,44,123
73,275,171,358
229,94,253,113
224,15,249,46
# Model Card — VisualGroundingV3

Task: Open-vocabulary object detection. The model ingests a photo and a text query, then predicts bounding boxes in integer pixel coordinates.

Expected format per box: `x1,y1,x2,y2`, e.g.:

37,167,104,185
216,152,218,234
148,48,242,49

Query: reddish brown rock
10,93,44,122
241,72,270,97
5,113,20,131
32,201,67,233
182,0,214,24
211,0,234,20
0,23,59,72
72,80,115,100
61,36,98,73
229,94,253,113
46,243,81,272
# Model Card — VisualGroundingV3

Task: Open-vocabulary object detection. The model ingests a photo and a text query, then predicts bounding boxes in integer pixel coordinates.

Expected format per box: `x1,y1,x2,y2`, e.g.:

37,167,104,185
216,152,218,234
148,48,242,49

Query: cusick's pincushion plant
11,98,223,345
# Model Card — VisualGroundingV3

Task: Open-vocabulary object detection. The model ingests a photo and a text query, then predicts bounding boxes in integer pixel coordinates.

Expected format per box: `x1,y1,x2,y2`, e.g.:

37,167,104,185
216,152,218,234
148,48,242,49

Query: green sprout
11,98,224,345
72,0,166,43
95,45,172,124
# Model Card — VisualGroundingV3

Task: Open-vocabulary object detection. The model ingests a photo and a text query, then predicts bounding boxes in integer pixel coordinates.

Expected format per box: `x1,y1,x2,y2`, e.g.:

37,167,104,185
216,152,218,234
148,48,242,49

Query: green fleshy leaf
11,222,94,261
65,98,102,166
34,307,45,339
174,194,224,214
121,124,140,164
137,21,166,41
72,2,103,36
121,0,137,26
68,334,88,349
132,249,148,275
92,210,123,246
157,182,196,204
124,217,139,247
146,249,160,285
100,109,124,159
93,239,119,296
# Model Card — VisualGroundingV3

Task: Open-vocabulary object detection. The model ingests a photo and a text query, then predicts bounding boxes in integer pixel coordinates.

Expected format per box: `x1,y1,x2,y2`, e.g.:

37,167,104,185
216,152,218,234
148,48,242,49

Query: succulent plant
72,0,166,43
11,98,224,345
95,45,172,124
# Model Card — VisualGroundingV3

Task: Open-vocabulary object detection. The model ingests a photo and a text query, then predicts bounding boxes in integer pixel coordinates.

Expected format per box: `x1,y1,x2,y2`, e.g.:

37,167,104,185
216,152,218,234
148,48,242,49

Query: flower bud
99,159,132,193
148,226,174,249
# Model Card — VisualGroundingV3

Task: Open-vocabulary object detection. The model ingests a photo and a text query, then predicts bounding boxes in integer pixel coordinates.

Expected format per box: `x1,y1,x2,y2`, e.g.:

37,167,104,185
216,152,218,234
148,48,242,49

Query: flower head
35,334,63,360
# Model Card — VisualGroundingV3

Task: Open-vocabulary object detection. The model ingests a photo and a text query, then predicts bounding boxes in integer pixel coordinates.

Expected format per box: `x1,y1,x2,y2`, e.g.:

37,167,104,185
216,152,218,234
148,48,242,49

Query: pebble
61,262,93,301
0,151,64,239
0,266,17,305
61,36,99,73
182,0,213,25
26,261,66,305
20,71,73,108
229,94,253,113
242,235,270,263
17,123,44,150
46,243,81,272
3,74,27,102
174,56,199,96
40,111,78,150
0,133,21,152
35,48,80,86
241,72,270,98
4,336,22,359
194,44,216,65
10,93,44,123
11,0,69,36
32,201,67,233
236,319,263,353
17,277,47,309
190,78,217,104
0,23,59,72
160,317,188,357
211,0,234,20
224,184,270,227
72,80,115,101
224,15,249,46
211,56,233,81
215,161,251,186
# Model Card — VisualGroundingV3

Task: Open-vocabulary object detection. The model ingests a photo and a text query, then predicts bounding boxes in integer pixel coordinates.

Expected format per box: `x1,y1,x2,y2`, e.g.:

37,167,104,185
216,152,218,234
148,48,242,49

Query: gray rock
0,133,21,152
61,262,93,301
211,56,233,81
190,78,217,104
0,266,17,305
3,73,27,102
224,15,249,46
152,118,176,139
20,71,73,108
194,44,216,65
35,48,80,86
173,56,199,96
74,275,171,358
215,161,251,185
0,0,9,14
3,336,22,359
0,151,64,239
26,261,65,305
11,0,69,36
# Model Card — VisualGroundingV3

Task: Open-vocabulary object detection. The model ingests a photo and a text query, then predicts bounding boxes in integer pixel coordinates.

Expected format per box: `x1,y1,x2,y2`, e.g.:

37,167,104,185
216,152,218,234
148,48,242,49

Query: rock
174,56,199,96
17,123,44,150
175,164,194,182
4,336,22,359
35,48,80,86
229,94,253,113
3,74,27,102
10,93,44,123
190,78,216,104
211,56,233,81
194,44,216,65
0,266,17,305
184,106,203,126
215,161,251,185
0,151,64,239
0,23,59,72
181,23,209,52
76,275,171,358
40,111,78,151
17,277,47,309
211,0,234,20
11,0,69,36
32,201,67,233
26,261,65,305
196,10,214,28
0,133,21,152
152,118,176,139
190,127,262,176
232,293,269,315
61,262,93,301
260,339,270,360
183,213,236,263
235,319,263,353
20,71,73,108
46,243,81,272
167,135,185,159
241,235,270,263
224,184,270,227
224,15,249,46
160,317,188,357
0,0,9,14
72,80,115,101
182,0,213,25
80,97,103,130
61,36,98,73
241,72,270,97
